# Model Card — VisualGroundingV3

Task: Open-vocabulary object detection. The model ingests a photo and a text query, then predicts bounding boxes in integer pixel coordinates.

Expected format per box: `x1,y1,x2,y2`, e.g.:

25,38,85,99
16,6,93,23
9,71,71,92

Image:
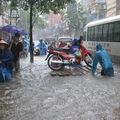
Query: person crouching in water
10,33,23,71
92,44,114,77
0,38,13,82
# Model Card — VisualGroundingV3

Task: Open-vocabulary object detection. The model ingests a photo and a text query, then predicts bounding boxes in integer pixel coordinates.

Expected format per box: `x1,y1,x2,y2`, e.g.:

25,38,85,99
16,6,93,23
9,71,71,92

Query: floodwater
0,56,120,120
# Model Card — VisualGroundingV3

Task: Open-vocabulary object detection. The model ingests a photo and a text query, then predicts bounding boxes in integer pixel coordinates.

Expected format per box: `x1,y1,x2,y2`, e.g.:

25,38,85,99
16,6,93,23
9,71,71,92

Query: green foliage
9,0,74,28
0,0,10,15
10,0,18,9
67,1,79,29
67,1,87,35
1,0,74,19
7,0,73,62
34,17,46,29
18,10,46,31
13,0,73,13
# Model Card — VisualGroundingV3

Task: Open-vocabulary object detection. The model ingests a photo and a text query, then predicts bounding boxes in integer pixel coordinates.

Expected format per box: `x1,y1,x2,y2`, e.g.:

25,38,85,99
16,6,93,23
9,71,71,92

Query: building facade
106,0,120,17
77,0,120,20
77,0,106,21
116,0,120,15
89,0,106,21
48,13,61,28
106,0,116,17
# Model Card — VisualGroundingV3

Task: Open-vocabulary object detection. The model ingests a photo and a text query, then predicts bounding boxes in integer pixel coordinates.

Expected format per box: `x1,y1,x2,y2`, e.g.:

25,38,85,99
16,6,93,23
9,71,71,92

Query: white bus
84,15,120,63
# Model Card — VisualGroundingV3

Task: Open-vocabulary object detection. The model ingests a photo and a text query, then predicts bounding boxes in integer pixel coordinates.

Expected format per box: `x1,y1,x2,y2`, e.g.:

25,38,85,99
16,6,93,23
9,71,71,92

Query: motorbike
34,47,40,56
45,44,93,71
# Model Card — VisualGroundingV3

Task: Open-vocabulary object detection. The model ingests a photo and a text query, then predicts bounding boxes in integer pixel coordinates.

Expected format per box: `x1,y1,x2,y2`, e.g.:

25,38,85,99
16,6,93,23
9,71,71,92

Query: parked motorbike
34,47,40,56
45,44,93,71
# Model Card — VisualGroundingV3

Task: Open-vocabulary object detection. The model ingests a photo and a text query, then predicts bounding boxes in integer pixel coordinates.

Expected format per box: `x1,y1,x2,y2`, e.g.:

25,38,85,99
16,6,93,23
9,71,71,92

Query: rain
0,0,120,119
0,56,120,120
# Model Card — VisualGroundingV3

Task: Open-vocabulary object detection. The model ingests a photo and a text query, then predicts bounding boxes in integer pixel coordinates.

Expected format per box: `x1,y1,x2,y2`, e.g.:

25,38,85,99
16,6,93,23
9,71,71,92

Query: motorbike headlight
69,58,75,63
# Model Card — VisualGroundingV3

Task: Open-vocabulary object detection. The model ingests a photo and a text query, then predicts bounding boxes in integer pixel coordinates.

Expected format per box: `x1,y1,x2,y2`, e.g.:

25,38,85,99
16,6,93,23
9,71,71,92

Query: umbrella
18,28,27,35
2,25,27,35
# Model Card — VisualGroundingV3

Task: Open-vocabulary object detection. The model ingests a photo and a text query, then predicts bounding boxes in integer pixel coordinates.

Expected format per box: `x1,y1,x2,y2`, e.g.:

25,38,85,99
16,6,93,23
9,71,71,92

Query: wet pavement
0,56,120,120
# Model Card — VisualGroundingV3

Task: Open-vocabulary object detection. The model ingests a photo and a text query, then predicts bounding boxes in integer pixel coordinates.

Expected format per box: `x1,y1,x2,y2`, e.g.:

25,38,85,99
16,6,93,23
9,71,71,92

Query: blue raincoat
0,49,13,82
70,38,80,54
22,39,29,57
92,44,114,77
36,40,47,55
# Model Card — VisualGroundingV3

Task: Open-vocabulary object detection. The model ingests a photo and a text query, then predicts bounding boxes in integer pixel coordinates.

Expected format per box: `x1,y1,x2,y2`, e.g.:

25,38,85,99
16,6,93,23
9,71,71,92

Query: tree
77,3,87,35
17,10,46,33
0,0,10,15
67,1,87,36
67,0,79,36
10,0,73,62
0,1,5,15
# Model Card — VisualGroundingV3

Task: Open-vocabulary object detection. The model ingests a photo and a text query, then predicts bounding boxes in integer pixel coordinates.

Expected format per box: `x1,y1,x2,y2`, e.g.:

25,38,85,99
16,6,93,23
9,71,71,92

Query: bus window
108,23,114,42
98,25,103,41
87,27,91,41
83,31,86,41
94,26,98,41
90,27,95,41
89,27,92,41
103,24,109,42
114,21,120,42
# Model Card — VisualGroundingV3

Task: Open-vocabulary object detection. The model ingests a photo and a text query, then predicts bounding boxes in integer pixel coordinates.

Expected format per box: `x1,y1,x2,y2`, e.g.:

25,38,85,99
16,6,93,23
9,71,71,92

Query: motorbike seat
53,48,70,53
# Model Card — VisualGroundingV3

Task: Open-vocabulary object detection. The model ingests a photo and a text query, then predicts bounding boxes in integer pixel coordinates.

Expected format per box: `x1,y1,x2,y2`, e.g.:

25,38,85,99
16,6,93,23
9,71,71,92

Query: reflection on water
0,56,120,120
0,56,49,120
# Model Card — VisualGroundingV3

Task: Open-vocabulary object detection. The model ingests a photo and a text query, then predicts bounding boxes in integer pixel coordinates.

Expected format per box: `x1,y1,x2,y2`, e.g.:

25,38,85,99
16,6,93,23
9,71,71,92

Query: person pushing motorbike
92,44,114,77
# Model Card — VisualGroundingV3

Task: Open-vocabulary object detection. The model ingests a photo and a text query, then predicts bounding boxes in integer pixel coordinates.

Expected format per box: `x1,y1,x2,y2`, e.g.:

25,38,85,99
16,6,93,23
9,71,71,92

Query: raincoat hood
96,44,103,51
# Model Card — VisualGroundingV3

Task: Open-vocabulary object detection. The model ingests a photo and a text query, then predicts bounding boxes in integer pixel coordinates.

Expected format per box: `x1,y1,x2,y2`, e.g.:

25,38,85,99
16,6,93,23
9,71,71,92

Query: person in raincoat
70,36,83,53
10,33,23,71
70,36,84,64
22,36,29,57
92,44,114,77
37,39,47,55
0,38,13,82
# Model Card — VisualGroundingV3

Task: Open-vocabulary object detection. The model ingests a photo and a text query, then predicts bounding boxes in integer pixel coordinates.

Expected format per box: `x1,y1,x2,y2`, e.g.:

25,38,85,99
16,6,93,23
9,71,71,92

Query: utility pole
29,0,34,63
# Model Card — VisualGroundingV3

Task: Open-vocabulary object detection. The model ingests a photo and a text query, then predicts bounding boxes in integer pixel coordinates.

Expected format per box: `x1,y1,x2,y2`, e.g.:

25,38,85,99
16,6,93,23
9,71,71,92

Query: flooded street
0,56,120,120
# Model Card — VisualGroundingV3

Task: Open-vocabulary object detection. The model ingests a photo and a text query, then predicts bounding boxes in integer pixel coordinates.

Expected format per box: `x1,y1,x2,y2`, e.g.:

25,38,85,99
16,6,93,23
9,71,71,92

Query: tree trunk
29,1,34,63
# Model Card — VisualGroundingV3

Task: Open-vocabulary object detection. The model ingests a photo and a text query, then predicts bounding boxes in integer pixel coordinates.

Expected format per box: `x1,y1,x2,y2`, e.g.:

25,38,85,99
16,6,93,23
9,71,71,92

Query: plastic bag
74,50,81,58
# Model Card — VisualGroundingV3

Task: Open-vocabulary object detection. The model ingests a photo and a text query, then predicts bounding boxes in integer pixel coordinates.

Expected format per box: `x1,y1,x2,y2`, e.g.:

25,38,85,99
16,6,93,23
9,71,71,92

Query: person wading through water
10,33,23,71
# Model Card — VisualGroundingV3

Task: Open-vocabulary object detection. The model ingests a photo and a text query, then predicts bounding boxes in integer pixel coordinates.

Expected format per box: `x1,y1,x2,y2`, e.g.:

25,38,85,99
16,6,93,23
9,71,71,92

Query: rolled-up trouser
101,67,114,77
0,68,12,82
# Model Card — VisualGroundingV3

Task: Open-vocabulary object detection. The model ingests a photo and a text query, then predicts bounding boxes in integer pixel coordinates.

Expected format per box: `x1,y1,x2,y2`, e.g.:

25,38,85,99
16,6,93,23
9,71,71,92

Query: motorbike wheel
84,53,93,68
48,55,64,71
34,49,40,56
